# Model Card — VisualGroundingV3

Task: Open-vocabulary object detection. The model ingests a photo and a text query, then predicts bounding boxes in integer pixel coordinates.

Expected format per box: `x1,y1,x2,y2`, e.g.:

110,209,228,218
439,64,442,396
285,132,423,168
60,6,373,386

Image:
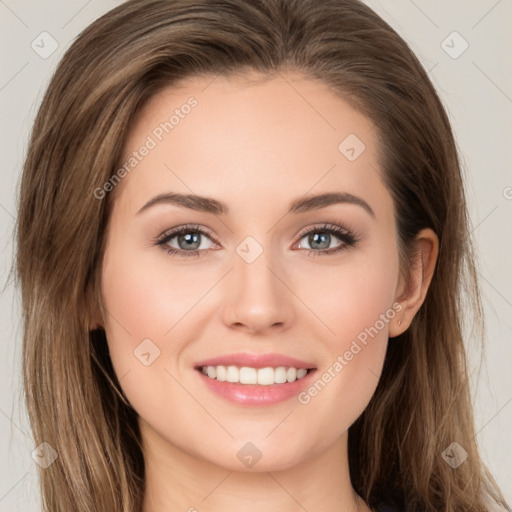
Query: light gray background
1,1,511,510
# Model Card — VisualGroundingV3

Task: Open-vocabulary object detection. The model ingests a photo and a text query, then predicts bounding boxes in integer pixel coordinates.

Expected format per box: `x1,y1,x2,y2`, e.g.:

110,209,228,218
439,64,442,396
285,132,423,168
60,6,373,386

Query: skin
96,71,438,512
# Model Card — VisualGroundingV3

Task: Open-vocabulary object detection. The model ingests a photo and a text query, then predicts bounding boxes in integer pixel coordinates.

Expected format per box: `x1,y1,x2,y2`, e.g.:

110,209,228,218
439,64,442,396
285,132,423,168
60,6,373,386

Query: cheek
99,239,220,420
101,237,212,346
296,243,399,424
310,241,399,348
99,237,173,384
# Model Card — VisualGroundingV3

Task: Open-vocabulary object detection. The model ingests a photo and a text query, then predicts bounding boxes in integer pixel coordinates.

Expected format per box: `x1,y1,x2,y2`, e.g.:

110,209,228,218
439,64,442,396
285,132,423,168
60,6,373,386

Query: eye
295,223,358,257
155,224,217,258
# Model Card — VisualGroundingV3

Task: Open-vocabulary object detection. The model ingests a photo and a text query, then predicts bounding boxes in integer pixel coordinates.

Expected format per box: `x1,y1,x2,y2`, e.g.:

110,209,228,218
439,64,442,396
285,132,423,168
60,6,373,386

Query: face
100,71,403,472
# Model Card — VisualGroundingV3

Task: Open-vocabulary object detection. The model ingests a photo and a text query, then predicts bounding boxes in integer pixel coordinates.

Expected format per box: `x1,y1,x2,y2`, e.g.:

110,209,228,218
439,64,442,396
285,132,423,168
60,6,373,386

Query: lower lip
195,368,317,405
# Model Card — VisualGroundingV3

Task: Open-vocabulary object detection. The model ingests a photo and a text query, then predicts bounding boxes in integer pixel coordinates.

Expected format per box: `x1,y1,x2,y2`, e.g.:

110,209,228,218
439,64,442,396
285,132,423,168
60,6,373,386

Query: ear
389,228,439,338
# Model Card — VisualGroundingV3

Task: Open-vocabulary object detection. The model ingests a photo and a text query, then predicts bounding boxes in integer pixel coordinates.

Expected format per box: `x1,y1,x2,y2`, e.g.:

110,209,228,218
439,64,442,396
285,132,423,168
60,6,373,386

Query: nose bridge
222,234,294,333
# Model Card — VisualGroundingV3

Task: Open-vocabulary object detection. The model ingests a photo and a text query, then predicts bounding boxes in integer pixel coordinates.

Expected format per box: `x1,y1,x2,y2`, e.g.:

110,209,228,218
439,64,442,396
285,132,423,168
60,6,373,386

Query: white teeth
286,367,296,382
297,368,307,379
200,365,310,385
216,365,227,382
239,367,257,384
226,365,239,383
274,367,287,383
257,367,274,385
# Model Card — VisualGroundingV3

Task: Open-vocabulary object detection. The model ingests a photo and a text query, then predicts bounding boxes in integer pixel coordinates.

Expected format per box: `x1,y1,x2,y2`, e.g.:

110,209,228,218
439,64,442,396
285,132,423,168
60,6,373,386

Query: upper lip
195,352,316,370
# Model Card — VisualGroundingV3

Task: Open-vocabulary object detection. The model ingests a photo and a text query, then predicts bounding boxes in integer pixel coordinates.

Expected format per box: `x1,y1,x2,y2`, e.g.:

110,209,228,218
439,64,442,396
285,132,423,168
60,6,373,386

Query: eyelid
294,222,350,240
154,223,217,243
293,222,359,251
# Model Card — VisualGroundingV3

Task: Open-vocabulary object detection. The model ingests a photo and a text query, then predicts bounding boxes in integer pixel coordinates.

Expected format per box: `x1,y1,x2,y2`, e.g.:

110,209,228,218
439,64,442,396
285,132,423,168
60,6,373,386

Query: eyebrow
136,191,375,218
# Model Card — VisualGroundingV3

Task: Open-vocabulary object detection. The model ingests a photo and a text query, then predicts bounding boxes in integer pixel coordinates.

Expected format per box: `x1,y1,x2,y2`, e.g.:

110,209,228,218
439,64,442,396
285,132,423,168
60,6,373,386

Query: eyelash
154,222,359,259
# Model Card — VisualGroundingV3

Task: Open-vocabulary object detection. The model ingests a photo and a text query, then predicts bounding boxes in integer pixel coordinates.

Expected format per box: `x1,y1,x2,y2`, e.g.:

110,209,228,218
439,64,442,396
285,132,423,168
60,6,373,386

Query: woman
16,0,510,511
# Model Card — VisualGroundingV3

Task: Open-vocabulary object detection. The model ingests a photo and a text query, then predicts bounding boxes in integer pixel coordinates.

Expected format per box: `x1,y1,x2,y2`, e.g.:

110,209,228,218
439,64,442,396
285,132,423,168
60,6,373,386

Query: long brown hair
16,0,509,511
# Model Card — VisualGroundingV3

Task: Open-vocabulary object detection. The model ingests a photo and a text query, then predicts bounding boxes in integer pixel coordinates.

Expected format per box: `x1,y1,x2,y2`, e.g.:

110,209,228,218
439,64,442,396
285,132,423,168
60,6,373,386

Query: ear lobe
389,228,439,338
90,320,104,331
89,296,105,331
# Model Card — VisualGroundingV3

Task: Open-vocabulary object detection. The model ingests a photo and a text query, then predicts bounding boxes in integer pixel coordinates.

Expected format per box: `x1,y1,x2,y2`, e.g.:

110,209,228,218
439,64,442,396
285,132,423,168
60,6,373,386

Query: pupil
310,232,329,250
179,233,200,250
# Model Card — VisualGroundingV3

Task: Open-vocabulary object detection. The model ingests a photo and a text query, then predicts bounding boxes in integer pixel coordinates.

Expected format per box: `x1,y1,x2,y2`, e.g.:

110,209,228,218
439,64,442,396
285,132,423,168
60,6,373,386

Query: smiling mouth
196,365,316,385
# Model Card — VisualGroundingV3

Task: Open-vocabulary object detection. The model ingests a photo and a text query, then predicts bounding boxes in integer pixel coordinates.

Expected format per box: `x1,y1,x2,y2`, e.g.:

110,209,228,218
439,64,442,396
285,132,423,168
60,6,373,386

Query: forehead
114,71,392,223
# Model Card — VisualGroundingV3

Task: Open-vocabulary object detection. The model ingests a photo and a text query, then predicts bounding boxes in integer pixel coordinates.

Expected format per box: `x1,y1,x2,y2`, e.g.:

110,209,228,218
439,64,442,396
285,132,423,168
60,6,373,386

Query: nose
221,247,295,335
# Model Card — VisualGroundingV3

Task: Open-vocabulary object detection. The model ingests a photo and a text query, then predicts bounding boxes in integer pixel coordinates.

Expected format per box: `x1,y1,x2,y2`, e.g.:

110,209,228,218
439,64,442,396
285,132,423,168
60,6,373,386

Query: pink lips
194,352,317,406
194,352,315,370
